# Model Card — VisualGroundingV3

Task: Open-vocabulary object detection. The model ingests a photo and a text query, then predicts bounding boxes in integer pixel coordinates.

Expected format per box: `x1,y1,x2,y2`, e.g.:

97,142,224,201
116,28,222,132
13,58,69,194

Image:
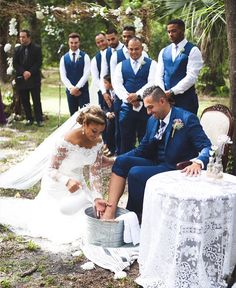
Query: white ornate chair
177,104,234,171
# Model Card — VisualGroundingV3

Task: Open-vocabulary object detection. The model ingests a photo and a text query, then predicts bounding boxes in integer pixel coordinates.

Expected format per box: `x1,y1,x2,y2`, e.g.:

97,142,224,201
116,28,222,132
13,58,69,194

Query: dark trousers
112,155,174,216
66,89,90,116
18,86,43,122
173,87,198,115
98,91,107,144
98,90,104,108
104,95,121,155
106,117,115,154
0,92,6,124
113,96,122,155
119,103,149,154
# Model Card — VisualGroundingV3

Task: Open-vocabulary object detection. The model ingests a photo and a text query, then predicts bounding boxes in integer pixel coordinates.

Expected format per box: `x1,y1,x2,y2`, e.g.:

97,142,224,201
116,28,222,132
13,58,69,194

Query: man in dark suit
95,85,211,219
13,29,43,126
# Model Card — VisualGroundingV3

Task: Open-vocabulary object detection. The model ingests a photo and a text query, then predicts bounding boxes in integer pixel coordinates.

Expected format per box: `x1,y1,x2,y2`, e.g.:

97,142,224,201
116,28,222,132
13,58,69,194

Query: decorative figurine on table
206,135,232,179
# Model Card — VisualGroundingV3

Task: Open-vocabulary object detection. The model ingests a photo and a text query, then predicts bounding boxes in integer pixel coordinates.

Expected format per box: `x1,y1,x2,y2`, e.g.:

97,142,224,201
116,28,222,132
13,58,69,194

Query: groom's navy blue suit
112,106,211,215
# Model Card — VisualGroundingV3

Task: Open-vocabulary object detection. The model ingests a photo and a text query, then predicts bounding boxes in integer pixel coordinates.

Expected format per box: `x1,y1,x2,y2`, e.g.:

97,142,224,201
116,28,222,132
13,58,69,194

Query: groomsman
113,37,157,154
99,28,123,155
100,28,123,108
110,25,149,78
109,26,149,155
60,33,90,115
90,32,108,107
156,19,203,114
109,25,135,79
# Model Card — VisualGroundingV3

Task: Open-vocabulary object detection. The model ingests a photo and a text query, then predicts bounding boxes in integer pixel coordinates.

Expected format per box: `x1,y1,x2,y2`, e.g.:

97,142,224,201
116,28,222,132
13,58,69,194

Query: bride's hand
94,198,112,218
66,179,81,193
101,155,115,167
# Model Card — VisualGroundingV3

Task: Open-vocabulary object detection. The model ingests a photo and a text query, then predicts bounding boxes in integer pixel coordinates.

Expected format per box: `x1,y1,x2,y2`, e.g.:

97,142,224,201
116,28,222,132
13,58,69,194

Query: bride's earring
82,126,85,135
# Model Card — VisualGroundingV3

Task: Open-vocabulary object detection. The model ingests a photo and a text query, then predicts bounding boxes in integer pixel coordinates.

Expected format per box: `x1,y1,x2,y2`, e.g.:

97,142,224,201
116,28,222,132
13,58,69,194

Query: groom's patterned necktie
155,120,166,141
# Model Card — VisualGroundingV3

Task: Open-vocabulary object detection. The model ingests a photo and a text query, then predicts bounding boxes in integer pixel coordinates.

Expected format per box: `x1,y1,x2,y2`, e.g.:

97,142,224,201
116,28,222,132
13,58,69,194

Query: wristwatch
169,89,174,97
136,95,143,102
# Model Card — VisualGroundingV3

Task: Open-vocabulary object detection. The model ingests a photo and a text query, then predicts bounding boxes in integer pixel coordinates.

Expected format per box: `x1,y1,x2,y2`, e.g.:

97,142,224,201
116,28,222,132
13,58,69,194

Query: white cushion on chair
200,110,230,146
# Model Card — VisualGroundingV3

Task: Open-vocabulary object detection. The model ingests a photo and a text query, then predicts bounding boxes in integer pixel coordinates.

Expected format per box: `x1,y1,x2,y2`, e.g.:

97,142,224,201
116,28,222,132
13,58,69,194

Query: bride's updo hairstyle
76,105,106,126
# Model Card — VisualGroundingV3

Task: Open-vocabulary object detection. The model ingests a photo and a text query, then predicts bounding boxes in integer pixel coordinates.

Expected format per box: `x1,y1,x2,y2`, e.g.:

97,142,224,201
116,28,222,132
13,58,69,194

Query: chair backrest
200,104,234,171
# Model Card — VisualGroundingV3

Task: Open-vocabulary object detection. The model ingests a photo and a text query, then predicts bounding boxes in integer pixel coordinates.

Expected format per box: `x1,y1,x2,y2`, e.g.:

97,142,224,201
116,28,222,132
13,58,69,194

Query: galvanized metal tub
84,206,129,248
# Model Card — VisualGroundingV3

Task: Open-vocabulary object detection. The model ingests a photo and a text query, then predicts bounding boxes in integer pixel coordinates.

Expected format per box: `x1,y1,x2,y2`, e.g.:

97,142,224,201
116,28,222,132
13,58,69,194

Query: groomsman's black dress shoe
37,121,44,127
25,120,33,126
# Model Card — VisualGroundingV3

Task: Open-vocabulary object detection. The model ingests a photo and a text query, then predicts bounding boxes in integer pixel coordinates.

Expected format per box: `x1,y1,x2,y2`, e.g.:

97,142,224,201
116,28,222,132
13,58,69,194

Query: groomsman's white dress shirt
60,49,91,90
156,38,203,95
113,55,157,103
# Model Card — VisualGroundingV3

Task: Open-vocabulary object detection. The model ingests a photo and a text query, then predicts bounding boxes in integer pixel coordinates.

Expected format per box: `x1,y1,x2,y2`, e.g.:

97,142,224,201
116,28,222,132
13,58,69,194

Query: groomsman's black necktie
72,52,76,63
23,46,28,65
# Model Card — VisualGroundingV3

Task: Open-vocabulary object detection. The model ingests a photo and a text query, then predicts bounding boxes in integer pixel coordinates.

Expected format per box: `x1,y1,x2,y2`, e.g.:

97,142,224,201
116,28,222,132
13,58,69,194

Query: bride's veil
0,112,79,190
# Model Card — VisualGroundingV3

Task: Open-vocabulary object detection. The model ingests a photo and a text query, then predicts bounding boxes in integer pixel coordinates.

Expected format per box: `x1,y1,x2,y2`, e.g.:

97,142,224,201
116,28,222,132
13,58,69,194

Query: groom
96,85,211,219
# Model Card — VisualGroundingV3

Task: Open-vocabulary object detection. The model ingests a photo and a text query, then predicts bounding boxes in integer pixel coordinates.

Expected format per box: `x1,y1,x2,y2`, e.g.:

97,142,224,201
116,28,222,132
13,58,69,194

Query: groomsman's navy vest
162,42,198,114
163,42,194,89
95,51,102,78
117,48,126,63
121,57,152,93
64,51,88,92
105,47,112,75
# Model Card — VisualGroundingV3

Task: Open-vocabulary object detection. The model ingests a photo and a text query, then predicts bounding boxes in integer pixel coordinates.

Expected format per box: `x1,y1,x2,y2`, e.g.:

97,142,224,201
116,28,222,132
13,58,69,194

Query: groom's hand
181,162,202,177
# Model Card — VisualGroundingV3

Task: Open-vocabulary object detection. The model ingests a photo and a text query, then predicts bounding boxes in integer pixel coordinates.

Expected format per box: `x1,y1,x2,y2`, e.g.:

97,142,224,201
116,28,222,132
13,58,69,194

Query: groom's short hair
143,85,174,105
143,86,167,101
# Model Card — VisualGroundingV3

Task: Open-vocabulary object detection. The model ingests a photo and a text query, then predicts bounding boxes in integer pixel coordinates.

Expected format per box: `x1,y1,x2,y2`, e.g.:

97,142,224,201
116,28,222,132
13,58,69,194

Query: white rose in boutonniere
171,119,184,138
180,48,185,54
77,54,82,62
139,60,146,70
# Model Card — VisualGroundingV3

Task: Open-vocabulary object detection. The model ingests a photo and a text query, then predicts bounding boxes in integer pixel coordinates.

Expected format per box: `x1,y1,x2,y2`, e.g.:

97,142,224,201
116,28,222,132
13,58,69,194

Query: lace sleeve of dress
47,141,70,186
88,145,103,203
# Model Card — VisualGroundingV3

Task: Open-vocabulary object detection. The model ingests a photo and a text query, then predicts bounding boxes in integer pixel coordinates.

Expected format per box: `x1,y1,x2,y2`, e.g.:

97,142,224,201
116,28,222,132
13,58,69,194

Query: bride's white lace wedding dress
0,113,103,244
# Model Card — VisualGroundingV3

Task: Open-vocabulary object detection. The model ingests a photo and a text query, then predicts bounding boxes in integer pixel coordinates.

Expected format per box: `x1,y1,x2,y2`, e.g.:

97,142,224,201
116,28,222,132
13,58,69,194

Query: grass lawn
41,67,69,116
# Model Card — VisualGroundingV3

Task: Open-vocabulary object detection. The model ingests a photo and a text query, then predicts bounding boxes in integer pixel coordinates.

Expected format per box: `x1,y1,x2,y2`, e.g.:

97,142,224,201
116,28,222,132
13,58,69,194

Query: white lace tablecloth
136,170,236,288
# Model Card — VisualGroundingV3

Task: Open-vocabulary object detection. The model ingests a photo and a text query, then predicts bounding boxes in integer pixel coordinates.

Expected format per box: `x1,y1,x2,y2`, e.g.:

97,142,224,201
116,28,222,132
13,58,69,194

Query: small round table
136,170,236,288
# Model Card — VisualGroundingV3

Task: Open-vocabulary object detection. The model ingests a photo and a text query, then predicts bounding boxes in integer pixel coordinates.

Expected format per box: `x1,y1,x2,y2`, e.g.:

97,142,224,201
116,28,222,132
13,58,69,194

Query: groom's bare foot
101,206,116,220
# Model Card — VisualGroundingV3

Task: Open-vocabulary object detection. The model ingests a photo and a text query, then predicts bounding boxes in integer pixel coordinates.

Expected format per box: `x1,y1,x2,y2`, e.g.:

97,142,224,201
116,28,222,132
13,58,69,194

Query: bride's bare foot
100,207,116,220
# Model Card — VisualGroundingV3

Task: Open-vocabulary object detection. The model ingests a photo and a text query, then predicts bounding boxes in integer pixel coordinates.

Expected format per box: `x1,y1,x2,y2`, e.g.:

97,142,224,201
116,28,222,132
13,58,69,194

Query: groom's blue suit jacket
125,106,211,169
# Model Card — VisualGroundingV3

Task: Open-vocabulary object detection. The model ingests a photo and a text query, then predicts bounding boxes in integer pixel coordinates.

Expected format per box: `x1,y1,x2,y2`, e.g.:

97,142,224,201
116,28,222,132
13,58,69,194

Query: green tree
224,0,236,175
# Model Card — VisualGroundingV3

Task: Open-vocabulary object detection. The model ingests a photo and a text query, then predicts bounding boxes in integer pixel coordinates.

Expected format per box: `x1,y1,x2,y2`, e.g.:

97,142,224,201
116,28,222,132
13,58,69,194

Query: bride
0,105,113,244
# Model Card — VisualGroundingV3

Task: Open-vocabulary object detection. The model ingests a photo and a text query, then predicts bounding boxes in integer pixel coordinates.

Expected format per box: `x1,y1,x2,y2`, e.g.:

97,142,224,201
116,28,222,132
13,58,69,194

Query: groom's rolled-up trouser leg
112,155,154,179
112,155,154,217
127,164,173,217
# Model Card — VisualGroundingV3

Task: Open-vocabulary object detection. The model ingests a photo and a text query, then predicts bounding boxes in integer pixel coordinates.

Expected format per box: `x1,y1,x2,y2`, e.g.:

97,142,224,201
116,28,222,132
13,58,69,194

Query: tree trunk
0,18,10,83
224,0,236,175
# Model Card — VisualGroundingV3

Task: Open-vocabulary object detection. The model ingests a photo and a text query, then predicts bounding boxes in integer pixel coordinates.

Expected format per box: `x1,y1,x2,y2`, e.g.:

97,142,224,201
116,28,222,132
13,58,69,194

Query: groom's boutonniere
139,60,146,70
77,54,81,62
171,119,184,138
180,48,185,54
